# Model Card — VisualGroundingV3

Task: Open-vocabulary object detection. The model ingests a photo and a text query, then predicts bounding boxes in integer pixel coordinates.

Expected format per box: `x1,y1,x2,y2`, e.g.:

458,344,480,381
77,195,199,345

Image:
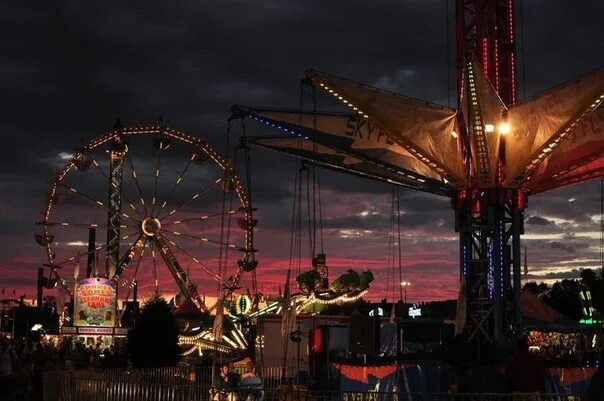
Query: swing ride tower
232,0,604,350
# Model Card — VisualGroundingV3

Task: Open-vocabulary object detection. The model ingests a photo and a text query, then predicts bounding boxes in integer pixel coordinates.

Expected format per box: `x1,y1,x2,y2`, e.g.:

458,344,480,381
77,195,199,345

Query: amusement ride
230,0,604,354
36,121,259,353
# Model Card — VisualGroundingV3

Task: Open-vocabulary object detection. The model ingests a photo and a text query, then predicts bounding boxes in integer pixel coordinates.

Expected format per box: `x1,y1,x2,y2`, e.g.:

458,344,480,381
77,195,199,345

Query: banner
74,278,117,327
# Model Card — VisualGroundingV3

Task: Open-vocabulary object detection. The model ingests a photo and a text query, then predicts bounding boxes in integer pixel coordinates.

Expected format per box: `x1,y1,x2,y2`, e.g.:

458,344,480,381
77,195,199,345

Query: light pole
400,281,411,304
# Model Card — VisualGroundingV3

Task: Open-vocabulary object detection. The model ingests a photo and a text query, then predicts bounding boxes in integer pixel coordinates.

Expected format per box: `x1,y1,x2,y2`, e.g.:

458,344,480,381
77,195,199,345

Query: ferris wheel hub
141,217,162,237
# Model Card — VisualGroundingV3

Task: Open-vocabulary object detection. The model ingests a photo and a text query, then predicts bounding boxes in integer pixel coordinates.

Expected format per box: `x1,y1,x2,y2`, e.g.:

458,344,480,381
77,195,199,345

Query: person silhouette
584,354,604,401
504,336,548,393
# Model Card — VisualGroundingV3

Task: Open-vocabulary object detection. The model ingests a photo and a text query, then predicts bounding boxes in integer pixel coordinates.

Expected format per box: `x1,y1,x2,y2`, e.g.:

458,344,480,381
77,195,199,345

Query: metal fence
49,373,585,401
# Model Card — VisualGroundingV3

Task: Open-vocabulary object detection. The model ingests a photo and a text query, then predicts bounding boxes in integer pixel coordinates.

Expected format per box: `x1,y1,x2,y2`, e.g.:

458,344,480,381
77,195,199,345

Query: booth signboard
74,278,117,327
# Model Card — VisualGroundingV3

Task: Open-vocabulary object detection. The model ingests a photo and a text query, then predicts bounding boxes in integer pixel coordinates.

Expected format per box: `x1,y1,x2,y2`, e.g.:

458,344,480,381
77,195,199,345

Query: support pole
37,267,44,310
86,228,96,278
512,191,524,326
106,137,127,278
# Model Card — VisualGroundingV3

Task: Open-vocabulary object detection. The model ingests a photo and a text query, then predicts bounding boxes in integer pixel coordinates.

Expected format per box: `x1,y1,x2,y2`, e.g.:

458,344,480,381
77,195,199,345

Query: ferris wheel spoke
157,177,223,220
153,234,210,312
127,154,149,216
156,153,195,217
160,229,247,252
58,183,139,223
117,241,146,323
151,244,159,294
48,229,138,271
150,147,162,217
161,208,243,227
158,232,224,284
85,152,146,221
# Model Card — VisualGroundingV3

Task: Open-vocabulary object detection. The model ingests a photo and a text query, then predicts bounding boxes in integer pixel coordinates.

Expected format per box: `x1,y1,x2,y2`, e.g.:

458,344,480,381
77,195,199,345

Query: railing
50,374,585,401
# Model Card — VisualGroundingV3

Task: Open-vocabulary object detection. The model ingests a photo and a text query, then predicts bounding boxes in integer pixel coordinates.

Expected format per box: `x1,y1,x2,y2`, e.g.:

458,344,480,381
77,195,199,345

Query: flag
454,279,466,336
212,298,224,341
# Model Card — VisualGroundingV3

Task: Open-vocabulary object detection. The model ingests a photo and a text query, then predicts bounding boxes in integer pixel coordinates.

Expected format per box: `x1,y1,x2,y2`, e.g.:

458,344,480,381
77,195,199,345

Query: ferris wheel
36,123,257,313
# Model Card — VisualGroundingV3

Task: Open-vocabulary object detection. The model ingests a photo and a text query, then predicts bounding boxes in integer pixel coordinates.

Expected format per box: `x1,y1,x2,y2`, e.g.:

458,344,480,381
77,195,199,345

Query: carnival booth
60,278,127,348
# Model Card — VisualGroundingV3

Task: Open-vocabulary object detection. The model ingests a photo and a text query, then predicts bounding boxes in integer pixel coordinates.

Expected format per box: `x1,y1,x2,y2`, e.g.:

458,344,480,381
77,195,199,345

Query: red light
517,191,526,211
472,200,481,215
311,328,323,353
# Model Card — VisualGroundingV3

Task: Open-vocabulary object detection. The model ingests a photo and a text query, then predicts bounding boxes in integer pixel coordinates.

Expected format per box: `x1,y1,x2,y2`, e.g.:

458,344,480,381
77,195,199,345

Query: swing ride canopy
234,58,604,197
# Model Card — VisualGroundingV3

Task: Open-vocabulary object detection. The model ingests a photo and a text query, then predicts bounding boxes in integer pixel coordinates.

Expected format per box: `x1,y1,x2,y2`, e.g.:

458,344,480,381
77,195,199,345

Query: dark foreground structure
46,365,590,401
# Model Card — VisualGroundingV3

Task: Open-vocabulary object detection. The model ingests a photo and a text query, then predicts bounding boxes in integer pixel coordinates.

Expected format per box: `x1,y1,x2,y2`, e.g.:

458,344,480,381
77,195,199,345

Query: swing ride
36,122,257,353
231,0,604,350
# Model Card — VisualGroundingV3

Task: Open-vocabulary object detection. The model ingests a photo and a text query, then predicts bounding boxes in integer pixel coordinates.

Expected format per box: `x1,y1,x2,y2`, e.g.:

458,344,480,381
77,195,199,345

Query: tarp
521,290,579,330
241,107,451,196
250,136,449,196
504,68,604,187
305,70,466,186
332,362,594,394
174,298,203,320
526,107,604,193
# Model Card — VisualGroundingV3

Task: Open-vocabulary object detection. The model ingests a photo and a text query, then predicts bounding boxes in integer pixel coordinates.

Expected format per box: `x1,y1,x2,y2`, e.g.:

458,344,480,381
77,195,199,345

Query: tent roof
521,290,579,330
174,298,203,319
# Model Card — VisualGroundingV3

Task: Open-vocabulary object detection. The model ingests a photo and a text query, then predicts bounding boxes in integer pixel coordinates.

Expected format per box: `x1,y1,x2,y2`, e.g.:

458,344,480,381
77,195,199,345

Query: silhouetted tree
580,268,604,318
522,281,549,296
128,295,180,367
581,268,597,287
544,280,583,320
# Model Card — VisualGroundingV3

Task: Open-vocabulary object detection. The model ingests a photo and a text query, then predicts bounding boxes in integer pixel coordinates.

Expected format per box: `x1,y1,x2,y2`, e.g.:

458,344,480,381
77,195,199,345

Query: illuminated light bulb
450,131,458,138
484,124,495,133
498,122,511,135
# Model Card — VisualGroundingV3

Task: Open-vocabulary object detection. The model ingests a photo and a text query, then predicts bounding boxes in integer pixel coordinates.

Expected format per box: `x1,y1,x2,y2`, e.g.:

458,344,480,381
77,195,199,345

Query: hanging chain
600,177,604,274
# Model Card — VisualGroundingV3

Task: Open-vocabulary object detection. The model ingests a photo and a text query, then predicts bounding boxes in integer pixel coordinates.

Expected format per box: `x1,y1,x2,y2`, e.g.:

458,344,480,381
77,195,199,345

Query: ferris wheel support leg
153,235,209,312
106,138,127,278
112,234,146,280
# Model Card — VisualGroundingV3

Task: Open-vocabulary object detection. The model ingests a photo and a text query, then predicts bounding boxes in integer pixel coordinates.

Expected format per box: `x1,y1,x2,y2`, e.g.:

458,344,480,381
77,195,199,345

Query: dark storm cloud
548,241,575,253
526,216,553,226
524,268,602,282
2,0,603,296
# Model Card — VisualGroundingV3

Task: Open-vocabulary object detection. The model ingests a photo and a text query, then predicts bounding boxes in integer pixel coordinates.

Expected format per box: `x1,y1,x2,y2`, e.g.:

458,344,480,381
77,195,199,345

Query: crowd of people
0,335,128,401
